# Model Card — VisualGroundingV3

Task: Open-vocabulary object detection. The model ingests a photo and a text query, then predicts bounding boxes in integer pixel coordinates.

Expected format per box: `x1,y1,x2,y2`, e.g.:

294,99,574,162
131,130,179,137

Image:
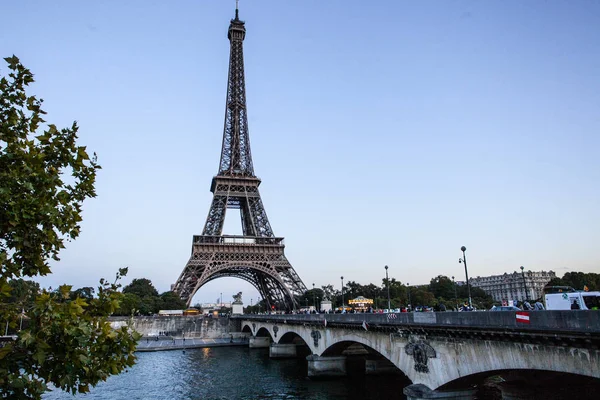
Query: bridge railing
237,311,600,335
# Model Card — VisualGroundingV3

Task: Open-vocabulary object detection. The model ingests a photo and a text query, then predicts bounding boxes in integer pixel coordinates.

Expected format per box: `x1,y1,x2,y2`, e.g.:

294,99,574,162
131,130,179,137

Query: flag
324,318,327,327
516,311,530,324
362,321,369,331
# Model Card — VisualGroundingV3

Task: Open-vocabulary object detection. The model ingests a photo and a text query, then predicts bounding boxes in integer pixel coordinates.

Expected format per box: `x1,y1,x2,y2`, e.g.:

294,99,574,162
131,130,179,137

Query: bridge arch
241,324,252,334
255,327,273,340
322,339,411,381
278,331,309,347
440,369,600,390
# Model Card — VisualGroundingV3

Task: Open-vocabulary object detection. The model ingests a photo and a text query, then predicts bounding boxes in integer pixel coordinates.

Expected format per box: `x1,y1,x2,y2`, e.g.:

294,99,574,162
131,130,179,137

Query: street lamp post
385,265,391,311
452,276,458,311
220,292,223,307
341,276,344,313
407,283,411,311
459,246,472,309
520,266,529,301
312,283,316,311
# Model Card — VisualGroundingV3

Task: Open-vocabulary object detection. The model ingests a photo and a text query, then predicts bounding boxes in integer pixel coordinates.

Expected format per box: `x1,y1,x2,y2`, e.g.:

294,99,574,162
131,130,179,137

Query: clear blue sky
2,1,599,304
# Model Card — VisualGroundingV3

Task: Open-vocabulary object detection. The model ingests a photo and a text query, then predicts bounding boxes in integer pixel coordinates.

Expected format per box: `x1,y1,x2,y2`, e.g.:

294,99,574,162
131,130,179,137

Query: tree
0,56,139,398
561,272,600,291
409,287,436,307
159,291,186,310
386,278,405,299
320,284,335,300
429,275,455,300
115,282,184,315
6,279,40,306
547,277,565,287
138,295,158,315
123,278,159,298
70,286,95,300
115,292,142,316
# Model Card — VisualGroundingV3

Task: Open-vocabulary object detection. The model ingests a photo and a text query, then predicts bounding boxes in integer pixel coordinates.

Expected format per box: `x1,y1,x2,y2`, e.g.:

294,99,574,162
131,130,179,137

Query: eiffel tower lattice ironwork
173,6,307,310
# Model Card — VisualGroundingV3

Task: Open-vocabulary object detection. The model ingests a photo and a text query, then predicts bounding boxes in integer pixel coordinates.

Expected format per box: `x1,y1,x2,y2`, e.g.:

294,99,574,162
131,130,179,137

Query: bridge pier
306,355,347,378
269,343,297,358
248,336,270,348
403,384,476,400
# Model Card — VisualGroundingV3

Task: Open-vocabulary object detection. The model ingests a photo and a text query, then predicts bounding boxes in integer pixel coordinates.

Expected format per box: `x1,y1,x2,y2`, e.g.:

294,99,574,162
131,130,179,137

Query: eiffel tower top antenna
219,0,253,177
235,0,239,20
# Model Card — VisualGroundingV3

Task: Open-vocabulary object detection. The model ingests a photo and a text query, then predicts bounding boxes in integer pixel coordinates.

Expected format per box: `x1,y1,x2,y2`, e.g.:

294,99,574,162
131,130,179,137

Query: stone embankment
109,315,247,352
136,336,249,352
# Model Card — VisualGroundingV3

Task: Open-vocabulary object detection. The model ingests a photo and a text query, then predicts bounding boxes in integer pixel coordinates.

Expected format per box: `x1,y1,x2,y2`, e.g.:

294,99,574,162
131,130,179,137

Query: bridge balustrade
237,311,600,336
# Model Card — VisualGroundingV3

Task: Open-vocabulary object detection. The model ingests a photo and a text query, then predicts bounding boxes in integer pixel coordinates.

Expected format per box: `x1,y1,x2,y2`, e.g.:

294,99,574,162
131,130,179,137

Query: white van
544,286,600,310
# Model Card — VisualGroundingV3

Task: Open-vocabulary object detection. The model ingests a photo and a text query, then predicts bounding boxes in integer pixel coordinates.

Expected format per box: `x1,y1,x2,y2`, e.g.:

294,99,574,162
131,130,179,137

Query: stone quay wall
109,316,243,339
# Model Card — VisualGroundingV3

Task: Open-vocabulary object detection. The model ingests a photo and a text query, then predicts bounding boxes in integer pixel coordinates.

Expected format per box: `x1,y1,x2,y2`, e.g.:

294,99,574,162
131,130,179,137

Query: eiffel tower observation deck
173,4,307,311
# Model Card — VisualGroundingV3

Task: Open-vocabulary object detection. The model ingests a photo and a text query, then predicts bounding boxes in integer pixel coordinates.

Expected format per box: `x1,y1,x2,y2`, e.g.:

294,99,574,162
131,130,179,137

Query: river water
43,347,409,400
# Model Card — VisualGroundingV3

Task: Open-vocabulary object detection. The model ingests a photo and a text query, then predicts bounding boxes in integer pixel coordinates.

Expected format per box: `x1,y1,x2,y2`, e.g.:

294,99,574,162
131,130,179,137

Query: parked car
490,306,522,311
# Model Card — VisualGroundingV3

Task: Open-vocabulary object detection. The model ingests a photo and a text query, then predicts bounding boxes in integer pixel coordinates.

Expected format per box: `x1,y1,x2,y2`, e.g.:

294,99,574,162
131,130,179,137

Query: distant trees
114,279,186,315
70,286,95,300
6,279,40,307
160,291,187,310
122,278,159,298
547,272,600,291
429,275,455,300
298,274,496,312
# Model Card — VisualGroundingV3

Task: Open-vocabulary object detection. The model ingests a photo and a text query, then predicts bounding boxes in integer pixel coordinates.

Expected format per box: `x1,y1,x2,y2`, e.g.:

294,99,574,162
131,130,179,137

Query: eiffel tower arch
173,6,307,311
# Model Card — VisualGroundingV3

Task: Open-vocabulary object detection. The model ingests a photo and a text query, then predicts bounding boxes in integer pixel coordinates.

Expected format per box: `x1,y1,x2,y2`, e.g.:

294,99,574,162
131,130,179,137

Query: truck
543,286,600,310
158,309,184,316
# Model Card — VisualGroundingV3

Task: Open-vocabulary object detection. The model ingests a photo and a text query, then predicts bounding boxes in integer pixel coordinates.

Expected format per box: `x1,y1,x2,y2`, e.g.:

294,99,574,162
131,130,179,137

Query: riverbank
136,337,248,352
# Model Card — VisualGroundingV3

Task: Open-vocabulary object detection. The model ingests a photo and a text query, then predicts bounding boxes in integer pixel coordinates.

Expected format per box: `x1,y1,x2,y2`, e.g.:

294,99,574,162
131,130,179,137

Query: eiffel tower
173,5,307,311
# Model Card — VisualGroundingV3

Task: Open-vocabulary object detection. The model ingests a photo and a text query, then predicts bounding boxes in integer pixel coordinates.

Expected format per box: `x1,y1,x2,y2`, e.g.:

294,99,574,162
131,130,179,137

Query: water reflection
43,347,409,400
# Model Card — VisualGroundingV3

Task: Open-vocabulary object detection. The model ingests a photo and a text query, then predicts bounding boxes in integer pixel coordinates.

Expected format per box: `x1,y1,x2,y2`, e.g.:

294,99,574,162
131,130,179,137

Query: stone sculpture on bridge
404,336,436,373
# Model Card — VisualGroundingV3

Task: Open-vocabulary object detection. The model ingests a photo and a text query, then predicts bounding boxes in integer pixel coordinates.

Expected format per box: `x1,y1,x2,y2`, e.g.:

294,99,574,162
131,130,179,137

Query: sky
1,1,599,305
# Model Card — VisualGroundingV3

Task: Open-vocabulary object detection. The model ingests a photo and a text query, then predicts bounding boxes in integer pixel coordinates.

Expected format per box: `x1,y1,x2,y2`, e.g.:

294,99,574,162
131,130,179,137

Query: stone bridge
236,311,600,399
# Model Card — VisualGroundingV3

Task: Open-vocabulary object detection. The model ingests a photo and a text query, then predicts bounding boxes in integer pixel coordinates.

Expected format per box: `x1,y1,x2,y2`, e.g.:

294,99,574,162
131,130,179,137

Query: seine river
43,347,409,400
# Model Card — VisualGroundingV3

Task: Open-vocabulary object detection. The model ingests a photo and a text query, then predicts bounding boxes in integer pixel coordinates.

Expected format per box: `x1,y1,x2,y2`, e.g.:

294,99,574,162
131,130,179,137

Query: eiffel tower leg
271,254,307,310
173,251,211,306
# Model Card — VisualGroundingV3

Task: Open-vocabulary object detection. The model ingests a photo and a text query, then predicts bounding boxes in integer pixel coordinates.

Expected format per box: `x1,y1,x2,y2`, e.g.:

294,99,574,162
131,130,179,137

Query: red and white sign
516,311,530,324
